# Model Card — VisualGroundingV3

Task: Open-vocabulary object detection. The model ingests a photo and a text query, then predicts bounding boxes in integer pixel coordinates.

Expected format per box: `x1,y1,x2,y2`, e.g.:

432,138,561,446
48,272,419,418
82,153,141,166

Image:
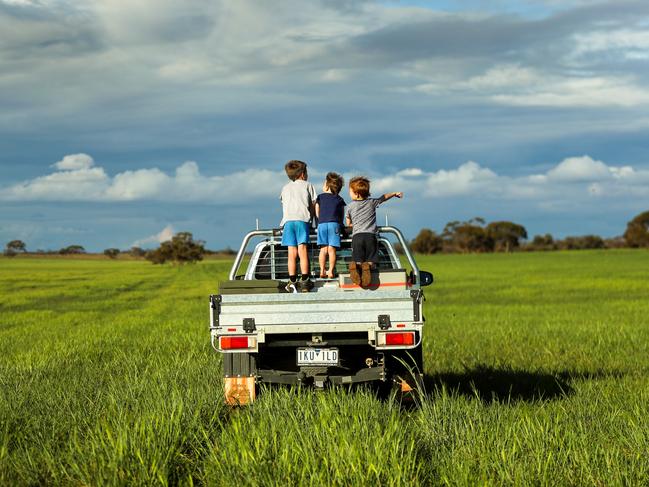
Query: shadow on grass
421,366,626,403
423,365,580,403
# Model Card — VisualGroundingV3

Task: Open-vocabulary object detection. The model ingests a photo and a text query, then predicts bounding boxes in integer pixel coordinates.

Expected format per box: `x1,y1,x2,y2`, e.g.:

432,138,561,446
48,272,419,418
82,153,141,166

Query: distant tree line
2,232,220,264
4,210,649,259
408,210,649,254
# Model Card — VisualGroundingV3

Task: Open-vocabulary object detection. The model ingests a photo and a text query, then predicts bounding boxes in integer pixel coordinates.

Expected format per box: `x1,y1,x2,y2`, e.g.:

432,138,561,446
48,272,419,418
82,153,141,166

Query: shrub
146,232,205,265
624,211,649,248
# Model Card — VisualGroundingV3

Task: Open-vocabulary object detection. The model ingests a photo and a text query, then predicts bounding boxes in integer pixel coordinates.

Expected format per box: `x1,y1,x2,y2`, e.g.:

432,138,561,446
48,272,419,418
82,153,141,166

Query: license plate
297,348,339,366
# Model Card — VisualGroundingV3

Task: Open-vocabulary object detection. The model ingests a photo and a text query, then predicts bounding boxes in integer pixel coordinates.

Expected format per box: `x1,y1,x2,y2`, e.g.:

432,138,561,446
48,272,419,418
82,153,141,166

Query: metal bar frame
228,226,419,284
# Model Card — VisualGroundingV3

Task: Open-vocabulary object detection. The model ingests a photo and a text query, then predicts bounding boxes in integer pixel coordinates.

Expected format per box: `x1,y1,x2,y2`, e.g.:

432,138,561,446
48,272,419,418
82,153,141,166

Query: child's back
315,172,345,278
280,160,316,292
346,197,383,235
346,176,402,287
280,178,316,226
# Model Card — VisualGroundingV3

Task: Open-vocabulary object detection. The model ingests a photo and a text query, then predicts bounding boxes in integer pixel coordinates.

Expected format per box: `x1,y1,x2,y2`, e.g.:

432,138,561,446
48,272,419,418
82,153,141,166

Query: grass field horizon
1,250,648,485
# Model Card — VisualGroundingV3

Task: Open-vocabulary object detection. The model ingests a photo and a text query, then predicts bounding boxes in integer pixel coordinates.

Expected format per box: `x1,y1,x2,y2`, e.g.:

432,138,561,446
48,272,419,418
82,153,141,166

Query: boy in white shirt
280,160,317,292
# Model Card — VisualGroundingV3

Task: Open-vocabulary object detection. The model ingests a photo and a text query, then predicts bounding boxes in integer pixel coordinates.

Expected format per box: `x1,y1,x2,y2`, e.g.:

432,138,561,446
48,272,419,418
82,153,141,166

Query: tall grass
1,250,648,485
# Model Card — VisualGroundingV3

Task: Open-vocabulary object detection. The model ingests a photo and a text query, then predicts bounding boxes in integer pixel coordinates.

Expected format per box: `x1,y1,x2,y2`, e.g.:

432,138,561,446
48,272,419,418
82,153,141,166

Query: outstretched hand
395,192,403,198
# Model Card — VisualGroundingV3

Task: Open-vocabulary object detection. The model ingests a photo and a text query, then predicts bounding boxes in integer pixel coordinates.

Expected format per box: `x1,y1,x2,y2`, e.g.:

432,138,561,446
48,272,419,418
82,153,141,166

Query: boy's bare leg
287,246,298,277
318,247,327,277
327,246,336,278
298,244,310,276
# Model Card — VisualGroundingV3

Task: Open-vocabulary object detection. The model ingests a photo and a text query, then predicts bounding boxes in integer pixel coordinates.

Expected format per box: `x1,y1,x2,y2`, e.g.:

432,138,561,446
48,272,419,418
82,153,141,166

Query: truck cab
210,226,432,404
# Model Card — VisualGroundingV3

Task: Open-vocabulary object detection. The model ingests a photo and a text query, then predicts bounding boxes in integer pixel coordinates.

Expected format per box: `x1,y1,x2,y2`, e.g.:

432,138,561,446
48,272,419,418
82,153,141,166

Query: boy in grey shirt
346,176,402,287
280,160,317,292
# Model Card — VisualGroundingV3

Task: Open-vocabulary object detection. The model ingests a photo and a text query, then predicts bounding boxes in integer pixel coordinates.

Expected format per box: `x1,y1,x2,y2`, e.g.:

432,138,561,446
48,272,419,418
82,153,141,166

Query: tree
410,229,443,254
6,240,26,252
59,245,85,255
486,221,528,252
130,246,146,258
559,235,605,250
146,231,205,264
528,234,555,251
104,248,120,259
442,218,494,253
623,210,649,248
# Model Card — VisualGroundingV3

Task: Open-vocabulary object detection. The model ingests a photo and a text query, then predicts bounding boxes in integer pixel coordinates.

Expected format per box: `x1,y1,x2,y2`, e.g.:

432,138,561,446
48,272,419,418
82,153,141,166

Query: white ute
209,226,433,405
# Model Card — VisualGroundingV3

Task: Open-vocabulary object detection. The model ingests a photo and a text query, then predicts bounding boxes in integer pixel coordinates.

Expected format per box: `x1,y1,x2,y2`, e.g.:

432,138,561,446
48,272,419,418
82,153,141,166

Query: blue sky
1,0,649,251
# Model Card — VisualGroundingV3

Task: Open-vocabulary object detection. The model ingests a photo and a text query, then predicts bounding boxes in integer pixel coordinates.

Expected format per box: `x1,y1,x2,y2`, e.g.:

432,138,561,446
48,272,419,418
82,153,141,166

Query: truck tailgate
218,290,417,327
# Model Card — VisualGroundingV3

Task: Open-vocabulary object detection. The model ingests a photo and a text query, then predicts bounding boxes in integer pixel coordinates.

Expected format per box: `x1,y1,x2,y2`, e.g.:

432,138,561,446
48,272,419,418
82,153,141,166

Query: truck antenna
256,218,259,231
385,214,389,227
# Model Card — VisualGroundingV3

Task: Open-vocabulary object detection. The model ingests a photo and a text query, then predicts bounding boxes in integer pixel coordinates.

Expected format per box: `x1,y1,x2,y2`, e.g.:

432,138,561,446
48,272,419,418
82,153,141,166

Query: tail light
377,331,415,347
219,336,257,350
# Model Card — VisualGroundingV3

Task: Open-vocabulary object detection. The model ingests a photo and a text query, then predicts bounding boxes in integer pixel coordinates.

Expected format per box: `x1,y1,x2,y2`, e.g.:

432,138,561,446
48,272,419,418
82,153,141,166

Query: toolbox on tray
219,279,284,295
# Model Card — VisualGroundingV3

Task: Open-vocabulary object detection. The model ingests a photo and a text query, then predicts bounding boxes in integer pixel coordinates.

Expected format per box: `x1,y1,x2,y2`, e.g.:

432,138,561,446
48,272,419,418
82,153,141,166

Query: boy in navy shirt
315,172,345,279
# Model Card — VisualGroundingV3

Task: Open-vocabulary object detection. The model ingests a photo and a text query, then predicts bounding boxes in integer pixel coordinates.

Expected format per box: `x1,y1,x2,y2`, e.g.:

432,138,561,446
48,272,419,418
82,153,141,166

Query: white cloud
1,163,110,201
132,224,175,248
2,152,648,207
546,155,611,181
462,64,539,90
105,168,171,201
408,60,649,108
492,76,649,108
425,161,498,196
0,155,285,203
573,29,649,57
52,153,95,171
369,155,649,202
396,168,423,177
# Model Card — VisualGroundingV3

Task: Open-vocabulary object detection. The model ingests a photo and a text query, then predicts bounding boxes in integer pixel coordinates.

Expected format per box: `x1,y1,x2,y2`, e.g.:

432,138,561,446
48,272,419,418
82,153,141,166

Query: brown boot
361,262,372,288
349,262,361,285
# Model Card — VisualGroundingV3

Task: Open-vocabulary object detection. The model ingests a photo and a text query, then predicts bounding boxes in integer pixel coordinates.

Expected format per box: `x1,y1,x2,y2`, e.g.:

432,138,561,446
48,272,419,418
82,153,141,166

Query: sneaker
348,262,361,286
361,262,372,288
285,281,297,293
297,278,314,293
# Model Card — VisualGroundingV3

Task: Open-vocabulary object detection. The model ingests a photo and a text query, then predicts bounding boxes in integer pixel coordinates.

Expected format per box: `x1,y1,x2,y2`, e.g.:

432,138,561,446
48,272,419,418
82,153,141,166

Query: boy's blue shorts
282,221,310,247
317,222,342,248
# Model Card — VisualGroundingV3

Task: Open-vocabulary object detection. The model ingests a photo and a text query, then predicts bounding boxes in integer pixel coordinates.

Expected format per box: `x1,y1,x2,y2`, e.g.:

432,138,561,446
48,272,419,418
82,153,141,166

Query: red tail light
377,331,416,347
385,332,415,346
220,336,254,350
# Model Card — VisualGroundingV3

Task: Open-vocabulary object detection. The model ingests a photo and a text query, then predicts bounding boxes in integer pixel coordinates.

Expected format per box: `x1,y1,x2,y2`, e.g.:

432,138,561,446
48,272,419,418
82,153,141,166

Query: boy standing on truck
280,160,317,292
347,177,402,287
315,172,346,279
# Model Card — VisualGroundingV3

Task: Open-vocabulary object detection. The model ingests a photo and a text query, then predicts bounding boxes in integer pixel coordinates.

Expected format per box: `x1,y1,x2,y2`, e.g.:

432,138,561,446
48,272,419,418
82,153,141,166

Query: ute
209,226,433,405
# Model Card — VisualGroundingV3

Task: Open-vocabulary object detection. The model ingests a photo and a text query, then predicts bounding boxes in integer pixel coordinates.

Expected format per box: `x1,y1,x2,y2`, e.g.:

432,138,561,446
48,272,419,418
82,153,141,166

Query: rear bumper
211,323,424,353
257,366,385,386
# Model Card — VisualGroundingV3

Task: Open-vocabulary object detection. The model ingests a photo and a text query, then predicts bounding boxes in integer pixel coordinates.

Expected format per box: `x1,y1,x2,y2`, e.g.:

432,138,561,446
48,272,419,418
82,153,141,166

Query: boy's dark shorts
352,233,378,263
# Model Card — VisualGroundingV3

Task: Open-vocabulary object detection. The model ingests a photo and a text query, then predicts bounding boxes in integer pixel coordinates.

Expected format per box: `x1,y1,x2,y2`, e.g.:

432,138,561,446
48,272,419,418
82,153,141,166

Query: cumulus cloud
0,155,285,203
52,153,94,171
2,153,648,204
370,155,649,201
132,224,174,248
545,155,612,181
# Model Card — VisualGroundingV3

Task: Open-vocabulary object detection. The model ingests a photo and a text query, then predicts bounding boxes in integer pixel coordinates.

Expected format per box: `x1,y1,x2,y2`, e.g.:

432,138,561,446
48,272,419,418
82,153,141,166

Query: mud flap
399,378,413,393
224,377,256,405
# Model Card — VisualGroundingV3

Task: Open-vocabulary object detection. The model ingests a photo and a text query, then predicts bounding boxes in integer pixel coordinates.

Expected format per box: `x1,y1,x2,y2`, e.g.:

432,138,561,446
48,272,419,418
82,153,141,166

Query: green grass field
1,251,648,485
